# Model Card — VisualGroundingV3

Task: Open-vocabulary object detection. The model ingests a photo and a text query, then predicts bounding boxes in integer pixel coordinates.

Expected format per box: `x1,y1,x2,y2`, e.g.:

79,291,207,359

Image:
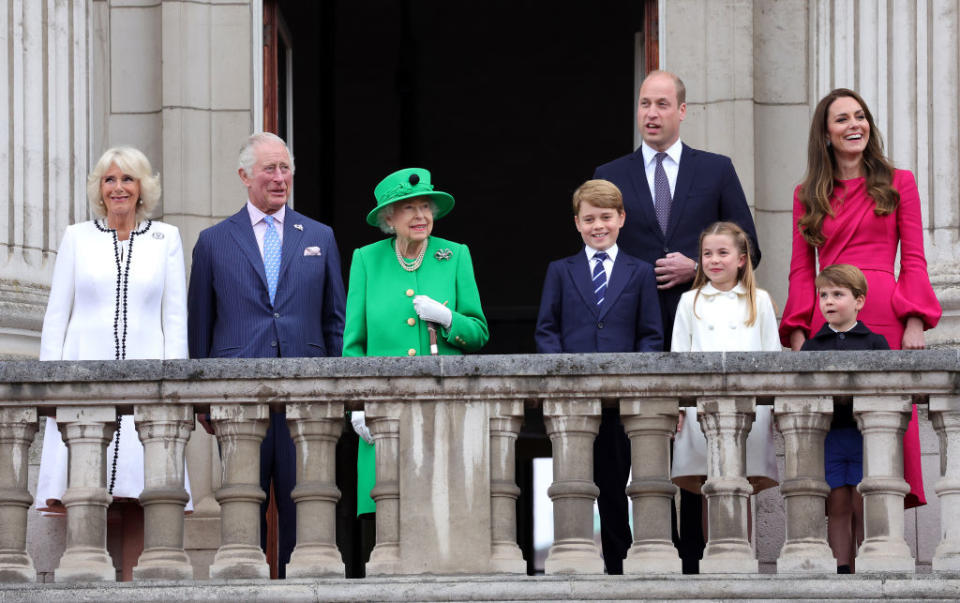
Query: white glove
351,411,373,445
413,295,452,329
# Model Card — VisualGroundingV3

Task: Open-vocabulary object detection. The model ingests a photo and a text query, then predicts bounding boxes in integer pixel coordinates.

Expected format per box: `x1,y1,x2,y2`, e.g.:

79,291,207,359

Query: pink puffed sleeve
891,170,941,329
779,186,818,346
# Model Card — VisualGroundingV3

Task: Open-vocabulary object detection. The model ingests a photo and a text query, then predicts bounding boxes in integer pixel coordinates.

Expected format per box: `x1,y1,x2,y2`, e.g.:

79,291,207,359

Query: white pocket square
303,246,322,256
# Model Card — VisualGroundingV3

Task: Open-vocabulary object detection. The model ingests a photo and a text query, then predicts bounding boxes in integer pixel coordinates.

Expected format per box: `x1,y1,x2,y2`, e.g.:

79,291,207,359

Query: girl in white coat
670,221,780,541
37,146,190,580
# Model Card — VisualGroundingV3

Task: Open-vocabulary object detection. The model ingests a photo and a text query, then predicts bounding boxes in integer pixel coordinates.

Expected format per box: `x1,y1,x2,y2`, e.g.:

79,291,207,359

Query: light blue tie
263,215,281,305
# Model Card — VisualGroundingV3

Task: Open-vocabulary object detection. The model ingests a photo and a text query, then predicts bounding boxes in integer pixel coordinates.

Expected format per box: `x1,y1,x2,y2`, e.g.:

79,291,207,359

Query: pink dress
780,170,941,508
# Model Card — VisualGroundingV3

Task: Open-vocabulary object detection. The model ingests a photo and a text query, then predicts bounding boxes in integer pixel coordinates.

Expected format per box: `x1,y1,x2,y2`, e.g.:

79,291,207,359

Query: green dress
343,236,489,514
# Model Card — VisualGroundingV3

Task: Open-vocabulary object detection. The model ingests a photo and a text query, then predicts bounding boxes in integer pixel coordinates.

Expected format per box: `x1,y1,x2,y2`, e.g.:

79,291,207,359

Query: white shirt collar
641,138,683,169
585,243,618,263
246,200,285,227
701,281,746,297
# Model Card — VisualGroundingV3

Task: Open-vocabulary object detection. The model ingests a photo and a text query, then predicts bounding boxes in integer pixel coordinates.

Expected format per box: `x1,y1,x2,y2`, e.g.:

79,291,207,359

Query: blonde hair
87,146,161,222
690,221,759,326
572,179,624,214
816,264,868,299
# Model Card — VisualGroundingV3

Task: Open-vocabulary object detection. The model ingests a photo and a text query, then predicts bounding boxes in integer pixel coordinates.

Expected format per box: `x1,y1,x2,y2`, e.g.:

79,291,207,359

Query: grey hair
376,199,438,234
238,132,295,174
87,146,161,222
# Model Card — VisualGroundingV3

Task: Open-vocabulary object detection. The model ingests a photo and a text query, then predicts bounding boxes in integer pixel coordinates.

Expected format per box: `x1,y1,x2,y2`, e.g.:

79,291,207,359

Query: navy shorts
824,426,863,489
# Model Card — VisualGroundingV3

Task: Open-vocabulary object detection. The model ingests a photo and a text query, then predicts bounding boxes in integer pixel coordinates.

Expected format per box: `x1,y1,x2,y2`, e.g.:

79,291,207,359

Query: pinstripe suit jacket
187,205,345,359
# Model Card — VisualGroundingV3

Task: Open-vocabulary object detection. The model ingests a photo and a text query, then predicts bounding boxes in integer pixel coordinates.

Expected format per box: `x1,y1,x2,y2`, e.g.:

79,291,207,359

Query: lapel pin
434,248,452,261
293,224,303,231
152,231,164,239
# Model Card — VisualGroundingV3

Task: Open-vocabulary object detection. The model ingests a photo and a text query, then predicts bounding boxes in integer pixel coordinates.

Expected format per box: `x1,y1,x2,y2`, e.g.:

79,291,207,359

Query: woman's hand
413,295,452,329
789,329,806,351
351,411,374,445
902,317,925,349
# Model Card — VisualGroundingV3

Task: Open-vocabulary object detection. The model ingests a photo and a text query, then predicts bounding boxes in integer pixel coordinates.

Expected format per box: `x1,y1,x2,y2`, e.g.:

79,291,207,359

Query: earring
137,199,143,205
826,139,832,147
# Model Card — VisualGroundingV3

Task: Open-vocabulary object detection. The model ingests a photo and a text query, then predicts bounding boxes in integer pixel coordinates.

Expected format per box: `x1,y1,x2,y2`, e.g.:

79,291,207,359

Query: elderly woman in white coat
36,146,190,580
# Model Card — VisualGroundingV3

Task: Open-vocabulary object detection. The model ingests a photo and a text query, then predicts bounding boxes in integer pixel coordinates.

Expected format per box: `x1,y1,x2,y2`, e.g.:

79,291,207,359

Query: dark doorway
280,0,645,354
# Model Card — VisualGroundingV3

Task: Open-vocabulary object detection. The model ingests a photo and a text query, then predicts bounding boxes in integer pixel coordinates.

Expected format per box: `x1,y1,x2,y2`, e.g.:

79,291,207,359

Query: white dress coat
36,219,192,510
670,282,781,494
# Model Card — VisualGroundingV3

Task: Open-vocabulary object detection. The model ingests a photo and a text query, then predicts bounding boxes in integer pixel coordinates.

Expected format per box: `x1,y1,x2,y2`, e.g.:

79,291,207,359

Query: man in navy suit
188,132,346,578
535,179,662,574
594,70,761,573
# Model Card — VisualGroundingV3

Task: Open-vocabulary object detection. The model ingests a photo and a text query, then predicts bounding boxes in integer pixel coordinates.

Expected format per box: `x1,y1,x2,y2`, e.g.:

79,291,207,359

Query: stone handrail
0,351,959,581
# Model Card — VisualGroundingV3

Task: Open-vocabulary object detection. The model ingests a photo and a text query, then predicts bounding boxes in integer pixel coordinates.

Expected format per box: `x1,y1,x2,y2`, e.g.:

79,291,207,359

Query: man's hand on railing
197,413,215,435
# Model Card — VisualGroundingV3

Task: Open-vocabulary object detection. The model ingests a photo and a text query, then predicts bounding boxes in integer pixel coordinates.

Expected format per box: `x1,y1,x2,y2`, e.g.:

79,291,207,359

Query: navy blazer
535,250,663,353
594,144,760,345
188,206,346,359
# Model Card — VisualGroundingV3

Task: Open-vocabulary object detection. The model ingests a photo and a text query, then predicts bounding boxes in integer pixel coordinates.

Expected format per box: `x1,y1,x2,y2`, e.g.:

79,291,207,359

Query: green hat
367,168,455,227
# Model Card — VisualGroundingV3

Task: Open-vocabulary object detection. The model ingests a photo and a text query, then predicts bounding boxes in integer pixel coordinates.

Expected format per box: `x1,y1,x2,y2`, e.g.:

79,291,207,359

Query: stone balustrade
0,351,959,587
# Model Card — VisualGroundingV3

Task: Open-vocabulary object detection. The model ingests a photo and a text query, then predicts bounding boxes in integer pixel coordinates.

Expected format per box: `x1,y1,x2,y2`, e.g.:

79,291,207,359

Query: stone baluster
0,408,39,582
853,395,914,573
54,406,117,582
284,401,345,578
131,404,195,580
928,395,960,572
365,401,404,575
620,397,681,574
773,396,835,573
488,400,525,573
698,396,758,573
543,398,603,574
208,404,270,579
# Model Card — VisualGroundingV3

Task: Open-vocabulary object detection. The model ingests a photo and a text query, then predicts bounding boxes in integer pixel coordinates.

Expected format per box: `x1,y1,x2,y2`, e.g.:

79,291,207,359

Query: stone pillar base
365,544,401,576
285,545,345,578
700,557,759,574
544,541,605,574
0,557,36,583
54,547,116,583
208,545,269,580
623,542,682,574
776,547,836,574
132,548,194,581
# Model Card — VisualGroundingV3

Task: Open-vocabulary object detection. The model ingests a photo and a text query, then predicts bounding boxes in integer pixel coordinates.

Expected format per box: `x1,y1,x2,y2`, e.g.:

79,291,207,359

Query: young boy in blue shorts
801,264,889,573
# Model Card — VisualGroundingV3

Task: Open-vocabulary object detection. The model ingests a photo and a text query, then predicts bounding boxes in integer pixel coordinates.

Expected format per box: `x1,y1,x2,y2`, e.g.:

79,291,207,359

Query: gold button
407,317,416,326
406,289,415,297
408,348,417,356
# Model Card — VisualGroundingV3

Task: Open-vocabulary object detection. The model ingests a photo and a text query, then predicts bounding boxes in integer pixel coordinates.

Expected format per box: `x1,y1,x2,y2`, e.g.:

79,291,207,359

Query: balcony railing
1,351,960,587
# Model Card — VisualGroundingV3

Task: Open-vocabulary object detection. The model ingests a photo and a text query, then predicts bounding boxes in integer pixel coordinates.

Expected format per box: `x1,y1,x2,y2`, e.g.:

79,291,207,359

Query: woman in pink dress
780,88,941,511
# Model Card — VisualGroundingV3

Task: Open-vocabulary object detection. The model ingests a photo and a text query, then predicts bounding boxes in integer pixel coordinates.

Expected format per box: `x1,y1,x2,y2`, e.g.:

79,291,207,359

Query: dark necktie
654,152,672,235
592,251,608,306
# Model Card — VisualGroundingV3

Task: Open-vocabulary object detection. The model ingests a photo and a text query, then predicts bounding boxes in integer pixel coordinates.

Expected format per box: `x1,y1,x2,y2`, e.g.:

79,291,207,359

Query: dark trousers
593,408,632,574
260,411,298,578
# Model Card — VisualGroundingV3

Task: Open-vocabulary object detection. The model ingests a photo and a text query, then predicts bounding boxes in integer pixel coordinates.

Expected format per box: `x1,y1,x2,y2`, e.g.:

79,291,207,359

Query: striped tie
592,251,608,306
263,215,281,305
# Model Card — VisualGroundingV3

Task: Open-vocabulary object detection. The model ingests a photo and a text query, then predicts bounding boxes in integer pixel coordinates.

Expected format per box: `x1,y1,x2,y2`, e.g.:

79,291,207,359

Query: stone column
284,402,345,578
929,395,960,572
620,397,681,574
773,395,834,573
131,404,195,581
0,0,88,358
488,400,525,573
698,396,758,573
853,395,914,573
0,408,38,582
54,406,117,582
364,401,403,576
543,398,604,574
208,404,269,579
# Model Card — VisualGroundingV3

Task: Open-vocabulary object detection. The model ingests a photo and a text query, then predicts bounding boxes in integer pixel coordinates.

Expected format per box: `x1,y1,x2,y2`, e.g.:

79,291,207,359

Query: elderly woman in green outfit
344,167,489,525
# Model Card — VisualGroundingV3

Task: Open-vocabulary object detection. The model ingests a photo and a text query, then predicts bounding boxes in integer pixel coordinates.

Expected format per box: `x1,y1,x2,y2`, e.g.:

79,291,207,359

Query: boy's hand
655,253,697,290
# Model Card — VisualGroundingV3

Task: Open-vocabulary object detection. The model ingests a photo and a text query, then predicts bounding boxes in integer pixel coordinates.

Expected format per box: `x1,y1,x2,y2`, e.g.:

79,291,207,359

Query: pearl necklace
94,217,152,494
395,237,427,272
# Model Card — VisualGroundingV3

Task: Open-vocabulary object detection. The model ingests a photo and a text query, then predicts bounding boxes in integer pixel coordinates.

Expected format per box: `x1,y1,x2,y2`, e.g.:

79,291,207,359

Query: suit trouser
260,411,297,578
594,407,632,574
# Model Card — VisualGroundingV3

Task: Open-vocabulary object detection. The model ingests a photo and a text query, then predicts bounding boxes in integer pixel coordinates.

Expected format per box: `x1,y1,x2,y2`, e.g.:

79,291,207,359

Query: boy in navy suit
535,179,662,574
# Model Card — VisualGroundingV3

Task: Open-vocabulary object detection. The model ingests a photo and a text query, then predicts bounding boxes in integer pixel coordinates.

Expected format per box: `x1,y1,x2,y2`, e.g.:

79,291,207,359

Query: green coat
344,236,489,514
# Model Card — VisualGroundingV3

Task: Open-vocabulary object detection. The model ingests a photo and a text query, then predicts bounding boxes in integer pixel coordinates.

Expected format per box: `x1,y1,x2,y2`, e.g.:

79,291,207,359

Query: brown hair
815,264,868,299
691,221,759,326
641,70,687,105
797,88,899,247
572,179,624,214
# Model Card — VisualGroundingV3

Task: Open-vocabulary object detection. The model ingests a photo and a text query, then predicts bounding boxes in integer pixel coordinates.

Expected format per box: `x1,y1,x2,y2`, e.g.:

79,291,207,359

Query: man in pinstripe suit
187,132,346,577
